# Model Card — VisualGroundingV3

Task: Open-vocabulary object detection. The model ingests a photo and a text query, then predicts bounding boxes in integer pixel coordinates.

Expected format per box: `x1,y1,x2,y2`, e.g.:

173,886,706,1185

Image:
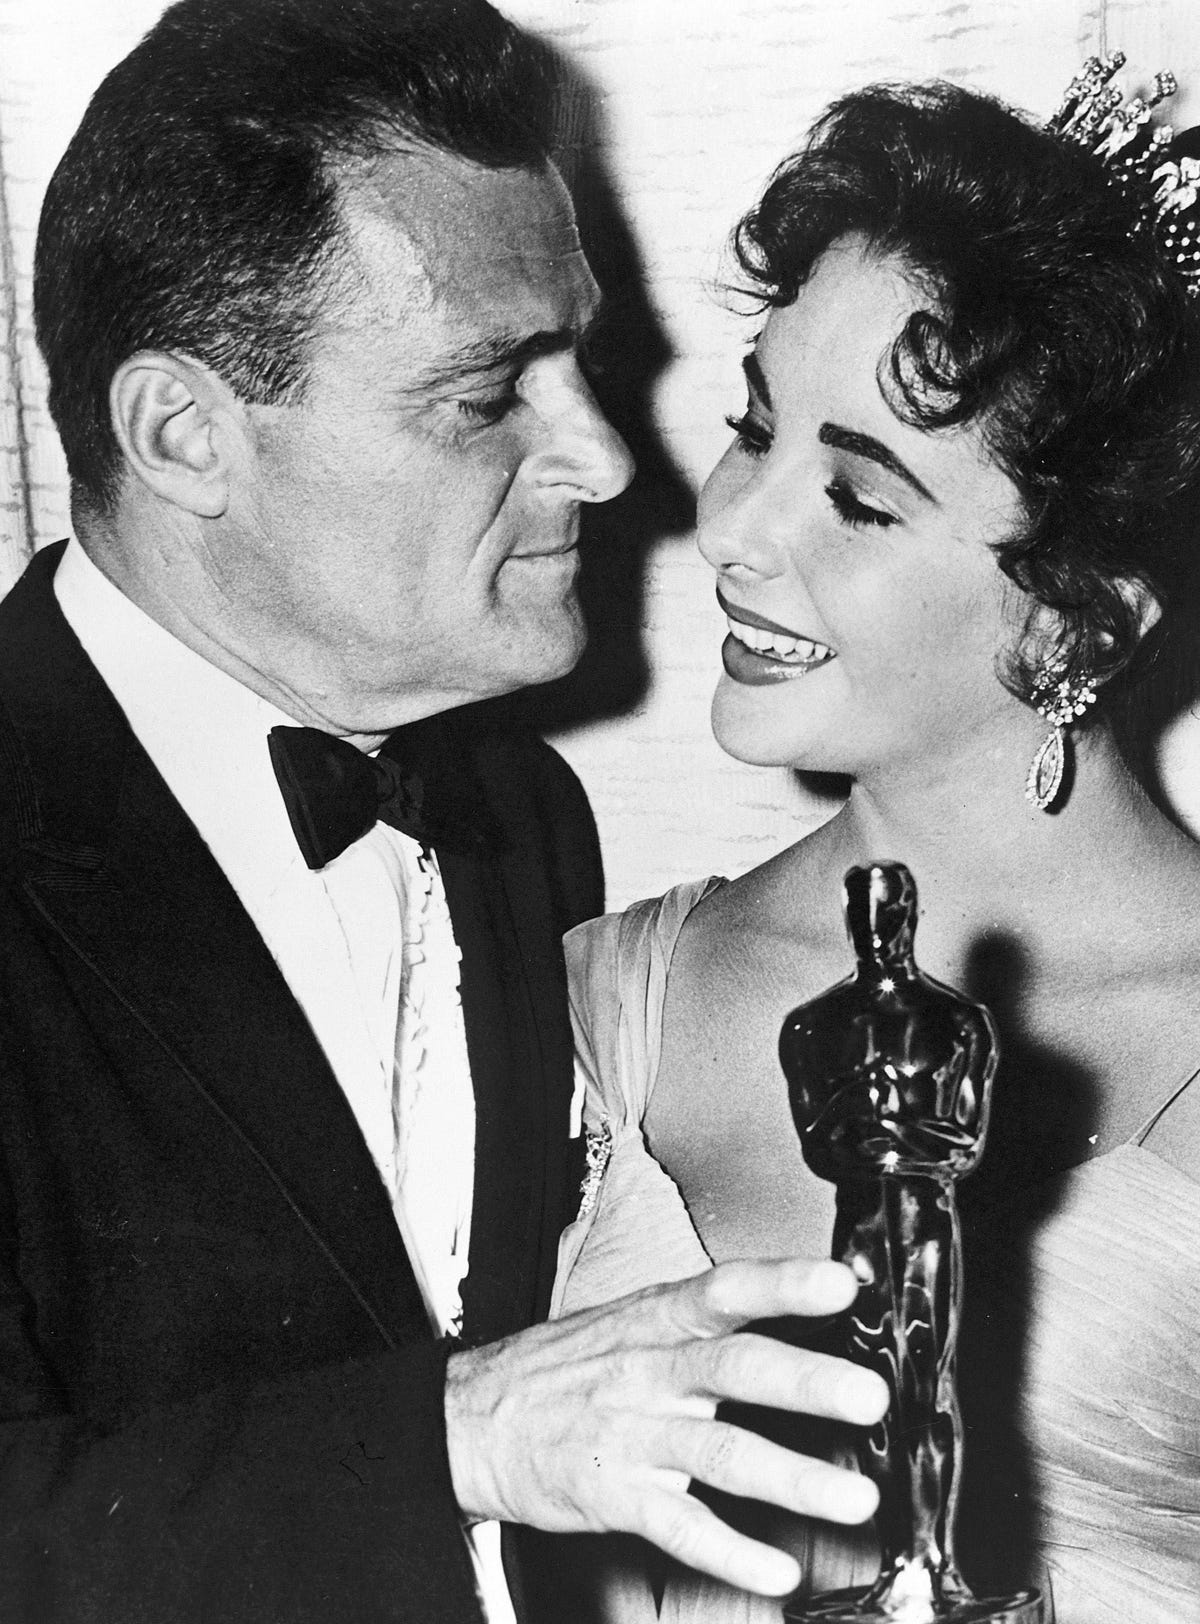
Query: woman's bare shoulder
662,836,852,1039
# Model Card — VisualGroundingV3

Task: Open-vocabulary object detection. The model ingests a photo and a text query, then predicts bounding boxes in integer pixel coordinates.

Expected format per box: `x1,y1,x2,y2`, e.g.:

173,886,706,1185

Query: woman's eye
724,411,772,458
579,331,609,384
825,478,898,529
458,389,520,427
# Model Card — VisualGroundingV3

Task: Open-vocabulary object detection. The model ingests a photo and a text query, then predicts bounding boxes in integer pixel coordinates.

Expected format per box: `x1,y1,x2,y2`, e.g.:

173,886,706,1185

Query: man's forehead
329,146,593,336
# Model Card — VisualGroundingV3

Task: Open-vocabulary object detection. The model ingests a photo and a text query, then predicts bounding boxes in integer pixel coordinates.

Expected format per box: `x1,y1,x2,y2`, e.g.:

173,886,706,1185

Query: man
0,1,886,1618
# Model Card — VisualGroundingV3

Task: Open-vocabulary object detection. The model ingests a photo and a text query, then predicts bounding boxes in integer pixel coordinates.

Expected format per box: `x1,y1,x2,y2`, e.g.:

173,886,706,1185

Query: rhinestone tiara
1048,51,1200,297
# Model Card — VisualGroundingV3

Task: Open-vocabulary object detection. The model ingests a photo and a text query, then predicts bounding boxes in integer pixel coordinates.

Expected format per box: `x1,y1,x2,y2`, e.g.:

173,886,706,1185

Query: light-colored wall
4,0,1200,907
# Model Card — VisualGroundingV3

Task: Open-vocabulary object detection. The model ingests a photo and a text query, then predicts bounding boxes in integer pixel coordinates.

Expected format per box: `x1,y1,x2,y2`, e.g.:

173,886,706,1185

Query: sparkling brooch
577,1120,613,1219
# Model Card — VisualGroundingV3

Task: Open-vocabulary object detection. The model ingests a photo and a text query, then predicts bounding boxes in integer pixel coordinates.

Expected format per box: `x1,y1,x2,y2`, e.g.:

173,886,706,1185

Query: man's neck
73,517,395,748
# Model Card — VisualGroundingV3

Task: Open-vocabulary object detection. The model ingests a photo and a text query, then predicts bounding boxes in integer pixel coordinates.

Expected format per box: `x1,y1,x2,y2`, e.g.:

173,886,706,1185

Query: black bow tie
268,721,496,871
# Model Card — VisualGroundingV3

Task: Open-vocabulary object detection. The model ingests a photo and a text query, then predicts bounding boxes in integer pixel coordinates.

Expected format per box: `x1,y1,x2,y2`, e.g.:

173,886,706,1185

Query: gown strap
565,876,725,1125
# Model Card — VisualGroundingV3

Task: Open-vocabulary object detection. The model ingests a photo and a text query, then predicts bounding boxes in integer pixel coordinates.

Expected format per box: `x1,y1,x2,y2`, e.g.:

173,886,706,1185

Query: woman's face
699,234,1031,781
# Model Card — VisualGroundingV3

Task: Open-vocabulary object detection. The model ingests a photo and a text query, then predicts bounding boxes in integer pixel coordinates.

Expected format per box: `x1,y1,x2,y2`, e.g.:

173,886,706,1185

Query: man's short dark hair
34,0,554,517
732,81,1200,704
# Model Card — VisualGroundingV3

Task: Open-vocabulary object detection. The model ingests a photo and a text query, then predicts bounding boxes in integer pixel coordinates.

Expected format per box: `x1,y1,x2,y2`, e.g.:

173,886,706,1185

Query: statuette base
784,1585,1043,1623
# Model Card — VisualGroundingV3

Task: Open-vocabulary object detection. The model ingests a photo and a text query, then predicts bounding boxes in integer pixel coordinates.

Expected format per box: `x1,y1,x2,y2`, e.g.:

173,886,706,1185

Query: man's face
222,150,632,732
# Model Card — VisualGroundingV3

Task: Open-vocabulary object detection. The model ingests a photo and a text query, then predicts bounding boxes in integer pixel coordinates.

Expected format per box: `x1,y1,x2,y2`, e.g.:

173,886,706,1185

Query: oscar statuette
778,863,1042,1623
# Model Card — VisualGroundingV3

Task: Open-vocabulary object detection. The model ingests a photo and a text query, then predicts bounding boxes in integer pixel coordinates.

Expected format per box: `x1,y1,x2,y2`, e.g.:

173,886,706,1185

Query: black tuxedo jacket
0,544,602,1622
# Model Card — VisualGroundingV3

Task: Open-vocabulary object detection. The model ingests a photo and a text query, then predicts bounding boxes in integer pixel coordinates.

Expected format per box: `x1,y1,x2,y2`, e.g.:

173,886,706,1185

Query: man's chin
495,588,586,674
507,617,588,693
316,604,588,734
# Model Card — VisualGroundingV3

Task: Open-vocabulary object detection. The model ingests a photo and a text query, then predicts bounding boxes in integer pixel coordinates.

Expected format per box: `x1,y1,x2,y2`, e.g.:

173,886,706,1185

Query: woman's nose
696,443,778,575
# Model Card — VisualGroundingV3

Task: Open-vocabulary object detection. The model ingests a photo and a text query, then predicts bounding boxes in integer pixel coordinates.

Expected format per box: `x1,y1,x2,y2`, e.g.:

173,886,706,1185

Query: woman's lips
716,589,837,685
721,633,834,684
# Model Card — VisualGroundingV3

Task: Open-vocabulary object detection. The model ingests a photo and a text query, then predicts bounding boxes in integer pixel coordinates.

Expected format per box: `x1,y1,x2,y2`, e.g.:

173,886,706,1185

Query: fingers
670,1416,879,1526
653,1259,888,1427
686,1330,889,1428
638,1485,802,1597
444,1251,890,1584
670,1256,864,1338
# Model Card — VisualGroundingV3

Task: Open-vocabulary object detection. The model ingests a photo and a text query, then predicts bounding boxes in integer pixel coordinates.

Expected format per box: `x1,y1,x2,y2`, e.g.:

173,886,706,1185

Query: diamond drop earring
1025,671,1098,810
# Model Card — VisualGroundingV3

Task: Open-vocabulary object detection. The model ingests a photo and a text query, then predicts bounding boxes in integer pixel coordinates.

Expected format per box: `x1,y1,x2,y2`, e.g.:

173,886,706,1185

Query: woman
555,80,1200,1623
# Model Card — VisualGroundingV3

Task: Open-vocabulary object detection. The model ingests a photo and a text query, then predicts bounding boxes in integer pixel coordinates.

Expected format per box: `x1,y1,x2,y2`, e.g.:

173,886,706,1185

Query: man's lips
507,542,579,560
511,508,583,561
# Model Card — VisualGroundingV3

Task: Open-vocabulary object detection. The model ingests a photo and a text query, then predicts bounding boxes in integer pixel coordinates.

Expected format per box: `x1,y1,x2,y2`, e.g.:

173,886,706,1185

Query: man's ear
109,352,240,518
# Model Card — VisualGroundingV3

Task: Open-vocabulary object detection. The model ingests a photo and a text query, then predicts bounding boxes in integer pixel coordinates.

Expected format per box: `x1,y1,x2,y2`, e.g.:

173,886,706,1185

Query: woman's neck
782,723,1188,982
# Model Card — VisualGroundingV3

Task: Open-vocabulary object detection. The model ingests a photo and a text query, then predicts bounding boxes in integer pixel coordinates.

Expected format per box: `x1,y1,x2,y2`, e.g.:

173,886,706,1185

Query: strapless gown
553,880,1200,1624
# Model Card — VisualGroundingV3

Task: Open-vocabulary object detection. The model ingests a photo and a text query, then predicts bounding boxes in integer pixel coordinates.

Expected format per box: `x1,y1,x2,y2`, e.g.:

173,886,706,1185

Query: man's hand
444,1258,888,1597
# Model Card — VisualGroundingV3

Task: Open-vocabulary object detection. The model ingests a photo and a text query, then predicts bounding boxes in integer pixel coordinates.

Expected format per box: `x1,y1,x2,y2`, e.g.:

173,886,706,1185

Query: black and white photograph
0,3,1197,1620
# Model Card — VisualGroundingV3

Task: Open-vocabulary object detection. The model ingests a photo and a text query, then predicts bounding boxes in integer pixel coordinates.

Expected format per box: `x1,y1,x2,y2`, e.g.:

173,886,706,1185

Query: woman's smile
697,237,1027,770
719,588,837,683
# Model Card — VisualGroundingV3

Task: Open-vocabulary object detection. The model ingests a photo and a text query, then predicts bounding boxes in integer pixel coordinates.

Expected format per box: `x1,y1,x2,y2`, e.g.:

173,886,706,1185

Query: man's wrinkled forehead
327,145,592,330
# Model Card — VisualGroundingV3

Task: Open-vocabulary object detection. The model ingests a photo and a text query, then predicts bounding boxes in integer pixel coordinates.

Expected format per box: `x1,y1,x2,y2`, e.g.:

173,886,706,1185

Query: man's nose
551,380,635,503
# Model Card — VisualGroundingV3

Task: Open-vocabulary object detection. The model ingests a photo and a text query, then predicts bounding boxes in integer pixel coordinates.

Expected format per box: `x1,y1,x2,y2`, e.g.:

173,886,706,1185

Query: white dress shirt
54,538,514,1622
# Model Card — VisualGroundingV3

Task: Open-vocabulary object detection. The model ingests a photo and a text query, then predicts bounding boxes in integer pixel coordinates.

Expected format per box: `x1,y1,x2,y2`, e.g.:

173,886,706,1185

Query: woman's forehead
753,240,1013,512
753,243,924,423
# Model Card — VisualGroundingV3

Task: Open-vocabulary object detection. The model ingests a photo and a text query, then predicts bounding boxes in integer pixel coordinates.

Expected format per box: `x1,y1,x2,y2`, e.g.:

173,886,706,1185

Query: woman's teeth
726,615,835,665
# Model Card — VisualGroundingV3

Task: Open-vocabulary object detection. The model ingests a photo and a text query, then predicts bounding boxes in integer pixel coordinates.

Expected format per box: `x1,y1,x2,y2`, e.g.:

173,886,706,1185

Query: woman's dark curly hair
733,81,1200,707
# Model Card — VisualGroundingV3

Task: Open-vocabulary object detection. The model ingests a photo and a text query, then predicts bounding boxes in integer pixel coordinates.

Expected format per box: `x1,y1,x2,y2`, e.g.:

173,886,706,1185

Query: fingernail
843,1366,889,1421
806,1258,858,1305
755,1548,802,1596
840,1471,880,1523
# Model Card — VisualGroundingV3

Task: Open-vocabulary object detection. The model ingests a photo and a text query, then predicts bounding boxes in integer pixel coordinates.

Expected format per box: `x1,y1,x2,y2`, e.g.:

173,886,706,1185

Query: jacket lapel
433,722,580,1346
0,546,430,1350
439,842,546,1343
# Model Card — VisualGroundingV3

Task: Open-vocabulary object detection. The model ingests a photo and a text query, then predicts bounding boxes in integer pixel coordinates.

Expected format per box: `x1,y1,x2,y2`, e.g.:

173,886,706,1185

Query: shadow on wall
497,36,697,738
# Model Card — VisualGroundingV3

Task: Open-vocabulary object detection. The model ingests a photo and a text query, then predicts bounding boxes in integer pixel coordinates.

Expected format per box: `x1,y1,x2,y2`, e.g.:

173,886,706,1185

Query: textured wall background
3,0,1200,907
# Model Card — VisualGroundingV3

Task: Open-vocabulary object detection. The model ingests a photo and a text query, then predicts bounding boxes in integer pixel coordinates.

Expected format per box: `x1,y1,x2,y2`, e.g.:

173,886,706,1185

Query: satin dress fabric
554,880,1200,1624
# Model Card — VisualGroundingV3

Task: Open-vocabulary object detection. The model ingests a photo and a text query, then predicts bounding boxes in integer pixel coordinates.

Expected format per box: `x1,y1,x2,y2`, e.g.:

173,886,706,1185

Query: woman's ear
1019,599,1069,672
109,352,240,518
1023,578,1163,674
1115,575,1162,642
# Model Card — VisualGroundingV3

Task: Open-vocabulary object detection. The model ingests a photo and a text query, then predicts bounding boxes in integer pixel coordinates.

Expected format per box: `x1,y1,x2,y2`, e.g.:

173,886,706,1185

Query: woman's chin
710,681,832,771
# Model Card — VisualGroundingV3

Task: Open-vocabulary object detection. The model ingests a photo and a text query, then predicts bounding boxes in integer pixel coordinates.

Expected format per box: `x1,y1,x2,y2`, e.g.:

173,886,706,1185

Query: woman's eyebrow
819,421,938,504
742,351,771,407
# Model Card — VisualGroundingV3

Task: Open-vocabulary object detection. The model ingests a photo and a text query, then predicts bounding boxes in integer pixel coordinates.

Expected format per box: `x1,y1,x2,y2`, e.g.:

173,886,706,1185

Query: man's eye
825,478,898,529
458,390,520,426
724,411,772,458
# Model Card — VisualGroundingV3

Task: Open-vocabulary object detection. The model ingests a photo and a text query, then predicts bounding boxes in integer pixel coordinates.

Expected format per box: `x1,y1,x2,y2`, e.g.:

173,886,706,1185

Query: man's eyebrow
818,421,937,504
410,309,605,393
